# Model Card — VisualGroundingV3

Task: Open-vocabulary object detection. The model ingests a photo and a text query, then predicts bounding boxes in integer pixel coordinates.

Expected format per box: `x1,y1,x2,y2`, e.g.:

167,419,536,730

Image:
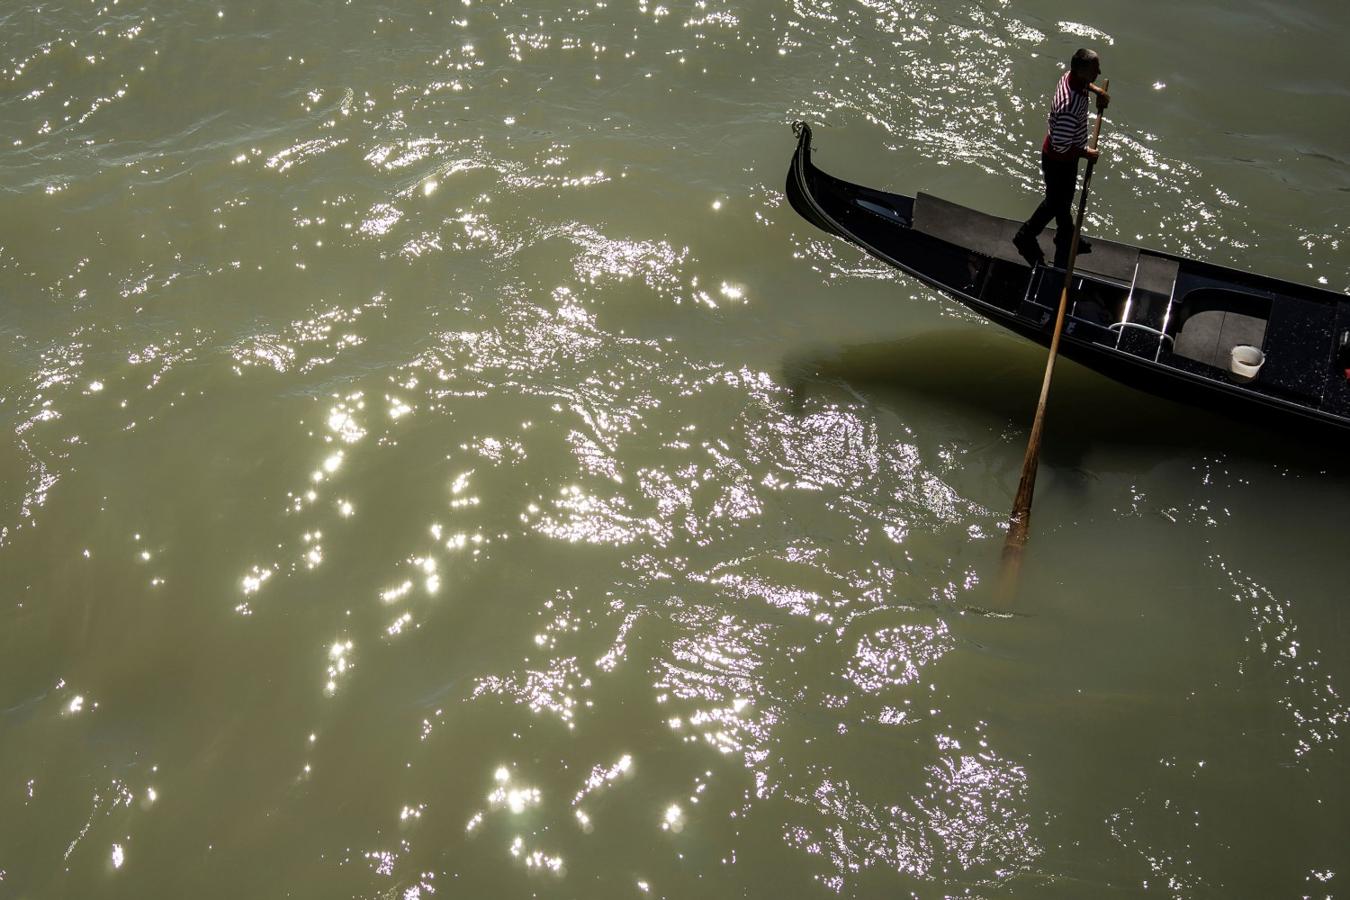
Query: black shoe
1054,233,1092,255
1013,230,1043,263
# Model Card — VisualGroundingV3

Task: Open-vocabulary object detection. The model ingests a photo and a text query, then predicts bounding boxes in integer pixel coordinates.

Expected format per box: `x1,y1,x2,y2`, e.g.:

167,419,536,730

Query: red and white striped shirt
1042,71,1089,159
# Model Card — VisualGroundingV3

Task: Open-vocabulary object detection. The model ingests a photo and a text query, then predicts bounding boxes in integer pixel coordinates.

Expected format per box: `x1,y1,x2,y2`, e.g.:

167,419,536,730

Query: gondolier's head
1070,48,1101,85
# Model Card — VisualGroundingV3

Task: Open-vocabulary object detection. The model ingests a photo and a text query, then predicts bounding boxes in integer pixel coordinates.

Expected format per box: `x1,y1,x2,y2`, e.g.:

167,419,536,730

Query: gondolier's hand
1091,84,1110,111
1083,145,1101,161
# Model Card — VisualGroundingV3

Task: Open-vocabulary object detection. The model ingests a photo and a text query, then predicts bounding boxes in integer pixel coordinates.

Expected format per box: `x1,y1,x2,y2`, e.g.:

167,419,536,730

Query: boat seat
1112,252,1179,356
1170,288,1270,371
1172,310,1267,369
1260,297,1335,399
1135,252,1179,297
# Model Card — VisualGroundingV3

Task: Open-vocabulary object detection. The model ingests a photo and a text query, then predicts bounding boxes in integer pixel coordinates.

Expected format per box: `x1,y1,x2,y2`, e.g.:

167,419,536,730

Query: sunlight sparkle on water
662,803,685,832
487,766,543,813
382,580,414,603
495,786,541,814
325,640,354,694
242,566,273,595
508,836,564,874
326,394,366,443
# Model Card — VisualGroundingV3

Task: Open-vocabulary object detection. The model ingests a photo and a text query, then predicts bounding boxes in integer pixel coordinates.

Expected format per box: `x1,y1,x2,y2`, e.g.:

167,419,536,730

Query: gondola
785,122,1350,436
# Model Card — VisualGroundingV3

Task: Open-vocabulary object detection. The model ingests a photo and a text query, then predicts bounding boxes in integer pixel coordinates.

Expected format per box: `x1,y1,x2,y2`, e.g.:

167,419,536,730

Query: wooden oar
998,79,1110,597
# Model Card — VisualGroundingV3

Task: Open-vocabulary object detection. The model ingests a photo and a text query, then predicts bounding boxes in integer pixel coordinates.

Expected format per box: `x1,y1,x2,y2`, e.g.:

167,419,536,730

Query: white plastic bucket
1230,344,1265,382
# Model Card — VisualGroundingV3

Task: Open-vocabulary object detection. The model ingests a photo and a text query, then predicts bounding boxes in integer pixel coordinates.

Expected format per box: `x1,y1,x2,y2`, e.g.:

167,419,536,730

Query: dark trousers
1020,155,1079,241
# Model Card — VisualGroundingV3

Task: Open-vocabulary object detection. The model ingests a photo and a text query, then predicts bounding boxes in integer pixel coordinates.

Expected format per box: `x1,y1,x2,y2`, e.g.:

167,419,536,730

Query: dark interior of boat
816,179,1350,420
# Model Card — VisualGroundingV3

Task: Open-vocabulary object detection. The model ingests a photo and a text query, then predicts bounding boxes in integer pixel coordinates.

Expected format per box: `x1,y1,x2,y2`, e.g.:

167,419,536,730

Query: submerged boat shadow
784,327,1345,473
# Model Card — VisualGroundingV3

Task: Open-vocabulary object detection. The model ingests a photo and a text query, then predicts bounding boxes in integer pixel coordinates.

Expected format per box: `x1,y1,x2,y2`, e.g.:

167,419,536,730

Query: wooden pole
998,79,1109,598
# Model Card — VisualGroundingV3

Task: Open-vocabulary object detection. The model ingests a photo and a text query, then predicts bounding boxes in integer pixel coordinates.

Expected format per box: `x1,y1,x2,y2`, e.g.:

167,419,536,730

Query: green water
2,0,1348,896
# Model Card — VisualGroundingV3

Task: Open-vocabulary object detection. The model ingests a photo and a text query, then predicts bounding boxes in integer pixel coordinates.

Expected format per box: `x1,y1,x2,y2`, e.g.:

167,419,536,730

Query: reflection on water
1,0,1348,896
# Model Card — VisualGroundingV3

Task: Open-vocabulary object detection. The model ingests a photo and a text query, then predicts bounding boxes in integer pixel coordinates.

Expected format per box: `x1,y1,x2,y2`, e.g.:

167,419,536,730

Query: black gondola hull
786,123,1350,437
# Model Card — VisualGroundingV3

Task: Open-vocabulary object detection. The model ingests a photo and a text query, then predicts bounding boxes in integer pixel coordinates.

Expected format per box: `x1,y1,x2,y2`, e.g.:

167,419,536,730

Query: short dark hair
1070,48,1100,72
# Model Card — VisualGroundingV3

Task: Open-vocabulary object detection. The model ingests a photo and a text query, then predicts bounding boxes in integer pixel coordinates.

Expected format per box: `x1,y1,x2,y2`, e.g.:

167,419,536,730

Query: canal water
2,0,1347,896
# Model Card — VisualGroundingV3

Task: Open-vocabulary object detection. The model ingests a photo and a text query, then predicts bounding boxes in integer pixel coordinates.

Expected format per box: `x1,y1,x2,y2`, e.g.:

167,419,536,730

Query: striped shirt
1043,71,1089,159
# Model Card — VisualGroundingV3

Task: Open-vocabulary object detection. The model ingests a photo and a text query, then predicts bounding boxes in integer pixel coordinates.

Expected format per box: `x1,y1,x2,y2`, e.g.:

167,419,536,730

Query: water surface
2,0,1348,896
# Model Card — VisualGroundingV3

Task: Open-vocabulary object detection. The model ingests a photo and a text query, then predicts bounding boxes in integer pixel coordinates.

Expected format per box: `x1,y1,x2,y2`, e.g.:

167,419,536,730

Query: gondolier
1014,49,1110,263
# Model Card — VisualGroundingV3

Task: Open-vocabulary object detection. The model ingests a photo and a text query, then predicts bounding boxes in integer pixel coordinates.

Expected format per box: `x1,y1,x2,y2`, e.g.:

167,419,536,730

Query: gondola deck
786,123,1350,436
